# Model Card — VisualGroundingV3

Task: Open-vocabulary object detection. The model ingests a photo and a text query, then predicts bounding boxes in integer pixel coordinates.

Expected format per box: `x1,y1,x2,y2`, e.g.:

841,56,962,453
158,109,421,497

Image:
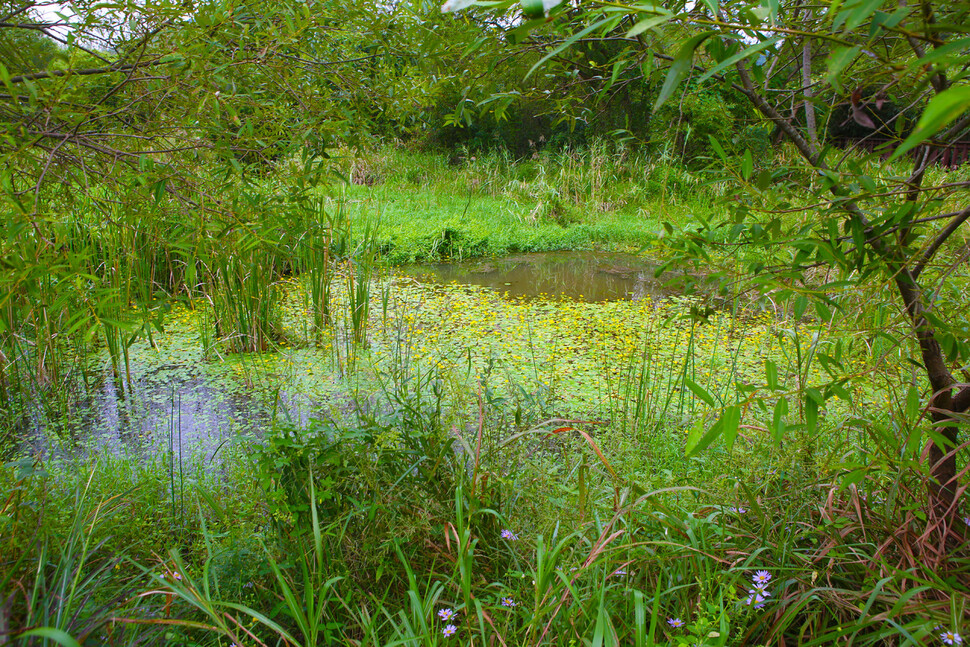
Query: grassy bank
330,144,716,263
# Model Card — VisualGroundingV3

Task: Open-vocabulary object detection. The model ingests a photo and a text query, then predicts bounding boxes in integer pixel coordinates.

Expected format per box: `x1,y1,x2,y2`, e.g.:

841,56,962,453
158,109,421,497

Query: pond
396,251,691,302
10,251,787,463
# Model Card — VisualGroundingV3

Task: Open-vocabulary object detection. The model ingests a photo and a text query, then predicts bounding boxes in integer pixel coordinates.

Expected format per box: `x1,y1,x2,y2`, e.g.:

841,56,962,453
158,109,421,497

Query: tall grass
0,181,382,438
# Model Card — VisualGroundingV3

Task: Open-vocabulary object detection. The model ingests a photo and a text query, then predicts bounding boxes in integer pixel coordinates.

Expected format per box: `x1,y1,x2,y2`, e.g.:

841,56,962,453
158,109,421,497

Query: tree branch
954,385,970,413
912,206,970,279
8,60,161,85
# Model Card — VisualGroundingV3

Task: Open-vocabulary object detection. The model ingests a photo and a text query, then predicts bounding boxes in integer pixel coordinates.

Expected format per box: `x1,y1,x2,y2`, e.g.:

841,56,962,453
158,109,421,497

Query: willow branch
8,60,161,85
912,206,970,279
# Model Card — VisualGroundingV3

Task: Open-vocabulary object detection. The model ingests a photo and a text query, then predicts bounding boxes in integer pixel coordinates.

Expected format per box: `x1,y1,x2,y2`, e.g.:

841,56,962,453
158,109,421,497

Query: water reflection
19,362,336,461
397,251,684,302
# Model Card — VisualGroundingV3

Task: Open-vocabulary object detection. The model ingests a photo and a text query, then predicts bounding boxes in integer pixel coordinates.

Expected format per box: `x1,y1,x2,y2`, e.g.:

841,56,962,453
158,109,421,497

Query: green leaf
720,404,742,451
841,0,884,32
686,405,741,457
17,629,81,647
707,135,728,163
905,384,921,421
152,179,167,202
653,31,716,112
771,398,788,446
626,14,672,38
766,0,779,24
527,17,620,80
755,169,773,189
696,36,782,85
521,0,565,19
641,51,654,78
825,45,860,93
685,377,717,407
0,62,11,90
765,360,778,390
890,86,970,161
868,7,908,37
906,37,970,70
805,396,818,434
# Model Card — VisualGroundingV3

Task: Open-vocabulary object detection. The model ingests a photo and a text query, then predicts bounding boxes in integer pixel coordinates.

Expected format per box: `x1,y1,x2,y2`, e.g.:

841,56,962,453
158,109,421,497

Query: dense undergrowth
2,143,970,646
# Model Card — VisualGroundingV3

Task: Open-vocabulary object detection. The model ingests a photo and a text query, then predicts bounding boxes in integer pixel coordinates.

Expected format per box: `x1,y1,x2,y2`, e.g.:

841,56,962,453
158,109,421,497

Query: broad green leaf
766,0,779,24
0,63,12,91
720,404,742,451
527,17,620,79
626,14,672,38
696,36,782,85
685,377,717,407
707,135,728,162
826,45,860,93
686,405,741,457
890,86,970,160
805,397,818,434
771,398,788,446
17,629,81,647
152,179,167,202
521,0,564,19
905,384,921,421
652,31,716,112
641,51,654,78
906,37,970,70
750,6,770,21
765,360,778,390
841,0,884,32
869,6,908,37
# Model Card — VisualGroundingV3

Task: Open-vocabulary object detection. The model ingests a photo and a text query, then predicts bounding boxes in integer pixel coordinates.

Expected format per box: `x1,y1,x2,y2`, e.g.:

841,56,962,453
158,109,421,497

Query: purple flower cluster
745,570,772,609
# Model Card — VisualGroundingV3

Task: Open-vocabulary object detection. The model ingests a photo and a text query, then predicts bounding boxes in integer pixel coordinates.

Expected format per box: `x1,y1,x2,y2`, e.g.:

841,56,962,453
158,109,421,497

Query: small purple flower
728,506,747,514
752,570,771,584
667,617,684,628
611,568,628,577
745,586,770,609
437,608,454,621
940,630,963,645
442,624,457,638
500,596,516,607
501,529,518,540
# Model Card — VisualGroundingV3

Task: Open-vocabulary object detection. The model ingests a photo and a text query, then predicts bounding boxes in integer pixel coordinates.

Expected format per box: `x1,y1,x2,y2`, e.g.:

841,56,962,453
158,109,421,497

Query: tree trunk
894,271,965,513
802,40,818,154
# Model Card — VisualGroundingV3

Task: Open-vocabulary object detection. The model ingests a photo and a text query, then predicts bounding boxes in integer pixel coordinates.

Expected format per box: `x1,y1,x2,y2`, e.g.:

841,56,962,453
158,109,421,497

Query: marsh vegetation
2,0,970,645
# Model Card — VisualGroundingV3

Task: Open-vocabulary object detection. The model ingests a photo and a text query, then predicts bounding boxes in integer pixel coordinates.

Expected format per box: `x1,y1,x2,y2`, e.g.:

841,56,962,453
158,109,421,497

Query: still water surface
397,251,682,302
20,251,698,460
